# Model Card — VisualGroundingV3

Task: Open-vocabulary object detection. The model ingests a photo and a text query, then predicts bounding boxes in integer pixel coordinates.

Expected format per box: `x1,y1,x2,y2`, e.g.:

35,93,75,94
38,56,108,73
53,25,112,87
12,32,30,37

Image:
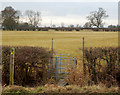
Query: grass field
2,30,118,60
1,31,119,93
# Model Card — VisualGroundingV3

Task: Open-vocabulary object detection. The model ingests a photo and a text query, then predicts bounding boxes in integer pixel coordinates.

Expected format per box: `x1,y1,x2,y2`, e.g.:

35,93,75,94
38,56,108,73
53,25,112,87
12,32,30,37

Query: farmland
1,30,119,94
2,30,118,60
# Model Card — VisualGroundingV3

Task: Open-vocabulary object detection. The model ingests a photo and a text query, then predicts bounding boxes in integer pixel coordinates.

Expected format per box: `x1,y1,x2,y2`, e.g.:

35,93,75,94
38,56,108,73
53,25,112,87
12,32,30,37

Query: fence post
55,57,58,79
74,57,77,68
51,38,53,53
51,38,53,69
69,55,71,70
9,48,15,86
82,37,86,76
60,54,61,73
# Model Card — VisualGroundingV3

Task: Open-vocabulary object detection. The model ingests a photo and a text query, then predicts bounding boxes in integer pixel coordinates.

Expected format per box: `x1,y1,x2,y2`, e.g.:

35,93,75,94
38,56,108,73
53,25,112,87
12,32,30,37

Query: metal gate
47,54,77,79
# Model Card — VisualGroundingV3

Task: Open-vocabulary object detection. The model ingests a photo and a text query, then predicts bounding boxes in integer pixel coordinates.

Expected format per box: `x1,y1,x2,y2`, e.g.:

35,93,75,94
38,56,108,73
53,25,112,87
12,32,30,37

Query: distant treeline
1,6,119,32
2,27,119,32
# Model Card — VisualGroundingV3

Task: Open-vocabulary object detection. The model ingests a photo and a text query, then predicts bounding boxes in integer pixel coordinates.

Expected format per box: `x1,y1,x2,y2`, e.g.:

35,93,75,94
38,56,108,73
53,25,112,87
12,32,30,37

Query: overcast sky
1,1,118,27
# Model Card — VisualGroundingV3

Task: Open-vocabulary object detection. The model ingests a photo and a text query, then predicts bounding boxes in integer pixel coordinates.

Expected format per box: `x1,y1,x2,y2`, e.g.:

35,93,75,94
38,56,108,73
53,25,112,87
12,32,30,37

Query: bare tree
25,10,42,27
83,22,92,28
87,8,108,28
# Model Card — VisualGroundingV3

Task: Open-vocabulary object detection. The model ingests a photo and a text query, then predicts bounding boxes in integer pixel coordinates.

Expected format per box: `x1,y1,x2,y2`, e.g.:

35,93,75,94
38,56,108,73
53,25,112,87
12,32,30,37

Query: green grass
2,30,118,60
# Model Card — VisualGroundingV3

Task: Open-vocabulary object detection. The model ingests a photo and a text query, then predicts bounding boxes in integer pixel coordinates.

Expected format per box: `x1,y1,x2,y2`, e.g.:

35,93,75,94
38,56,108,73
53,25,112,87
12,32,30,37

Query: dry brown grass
43,84,119,93
2,84,120,94
66,66,89,87
3,85,32,93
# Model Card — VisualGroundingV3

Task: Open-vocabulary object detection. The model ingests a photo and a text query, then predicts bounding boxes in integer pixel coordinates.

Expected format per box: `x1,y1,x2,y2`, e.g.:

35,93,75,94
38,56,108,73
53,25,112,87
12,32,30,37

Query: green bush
2,46,52,86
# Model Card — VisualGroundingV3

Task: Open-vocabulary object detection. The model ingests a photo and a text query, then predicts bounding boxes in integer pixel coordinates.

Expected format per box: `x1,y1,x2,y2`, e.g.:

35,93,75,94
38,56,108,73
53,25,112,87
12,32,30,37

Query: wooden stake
9,48,15,85
82,37,86,76
51,38,53,69
51,38,53,53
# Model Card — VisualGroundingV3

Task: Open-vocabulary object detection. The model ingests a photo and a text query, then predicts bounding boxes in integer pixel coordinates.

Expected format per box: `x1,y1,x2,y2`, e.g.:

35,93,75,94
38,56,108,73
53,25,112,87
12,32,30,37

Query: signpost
9,48,15,86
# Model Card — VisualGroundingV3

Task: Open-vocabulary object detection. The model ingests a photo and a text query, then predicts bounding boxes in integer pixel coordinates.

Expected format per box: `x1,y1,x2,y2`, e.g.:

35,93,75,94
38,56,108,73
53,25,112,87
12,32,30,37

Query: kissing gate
47,54,77,79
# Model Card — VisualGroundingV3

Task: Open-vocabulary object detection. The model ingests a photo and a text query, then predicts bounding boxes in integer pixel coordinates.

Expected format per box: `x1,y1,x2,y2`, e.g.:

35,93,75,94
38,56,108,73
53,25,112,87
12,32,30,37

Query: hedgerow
2,46,52,86
84,47,120,87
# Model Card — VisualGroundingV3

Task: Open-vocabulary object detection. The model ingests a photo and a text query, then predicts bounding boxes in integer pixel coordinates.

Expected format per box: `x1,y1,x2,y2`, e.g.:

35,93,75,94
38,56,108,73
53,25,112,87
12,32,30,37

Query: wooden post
9,48,15,86
51,38,53,69
51,38,53,53
55,57,58,79
74,57,77,68
82,37,86,76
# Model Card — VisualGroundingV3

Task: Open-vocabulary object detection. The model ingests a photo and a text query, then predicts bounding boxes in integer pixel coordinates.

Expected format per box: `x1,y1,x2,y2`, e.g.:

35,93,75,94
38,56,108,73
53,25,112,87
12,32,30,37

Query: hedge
84,47,120,87
2,46,52,86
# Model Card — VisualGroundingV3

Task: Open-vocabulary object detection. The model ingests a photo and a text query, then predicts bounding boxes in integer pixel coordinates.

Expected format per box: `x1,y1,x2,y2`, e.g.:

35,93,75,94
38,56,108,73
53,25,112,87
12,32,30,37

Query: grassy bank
2,84,120,94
